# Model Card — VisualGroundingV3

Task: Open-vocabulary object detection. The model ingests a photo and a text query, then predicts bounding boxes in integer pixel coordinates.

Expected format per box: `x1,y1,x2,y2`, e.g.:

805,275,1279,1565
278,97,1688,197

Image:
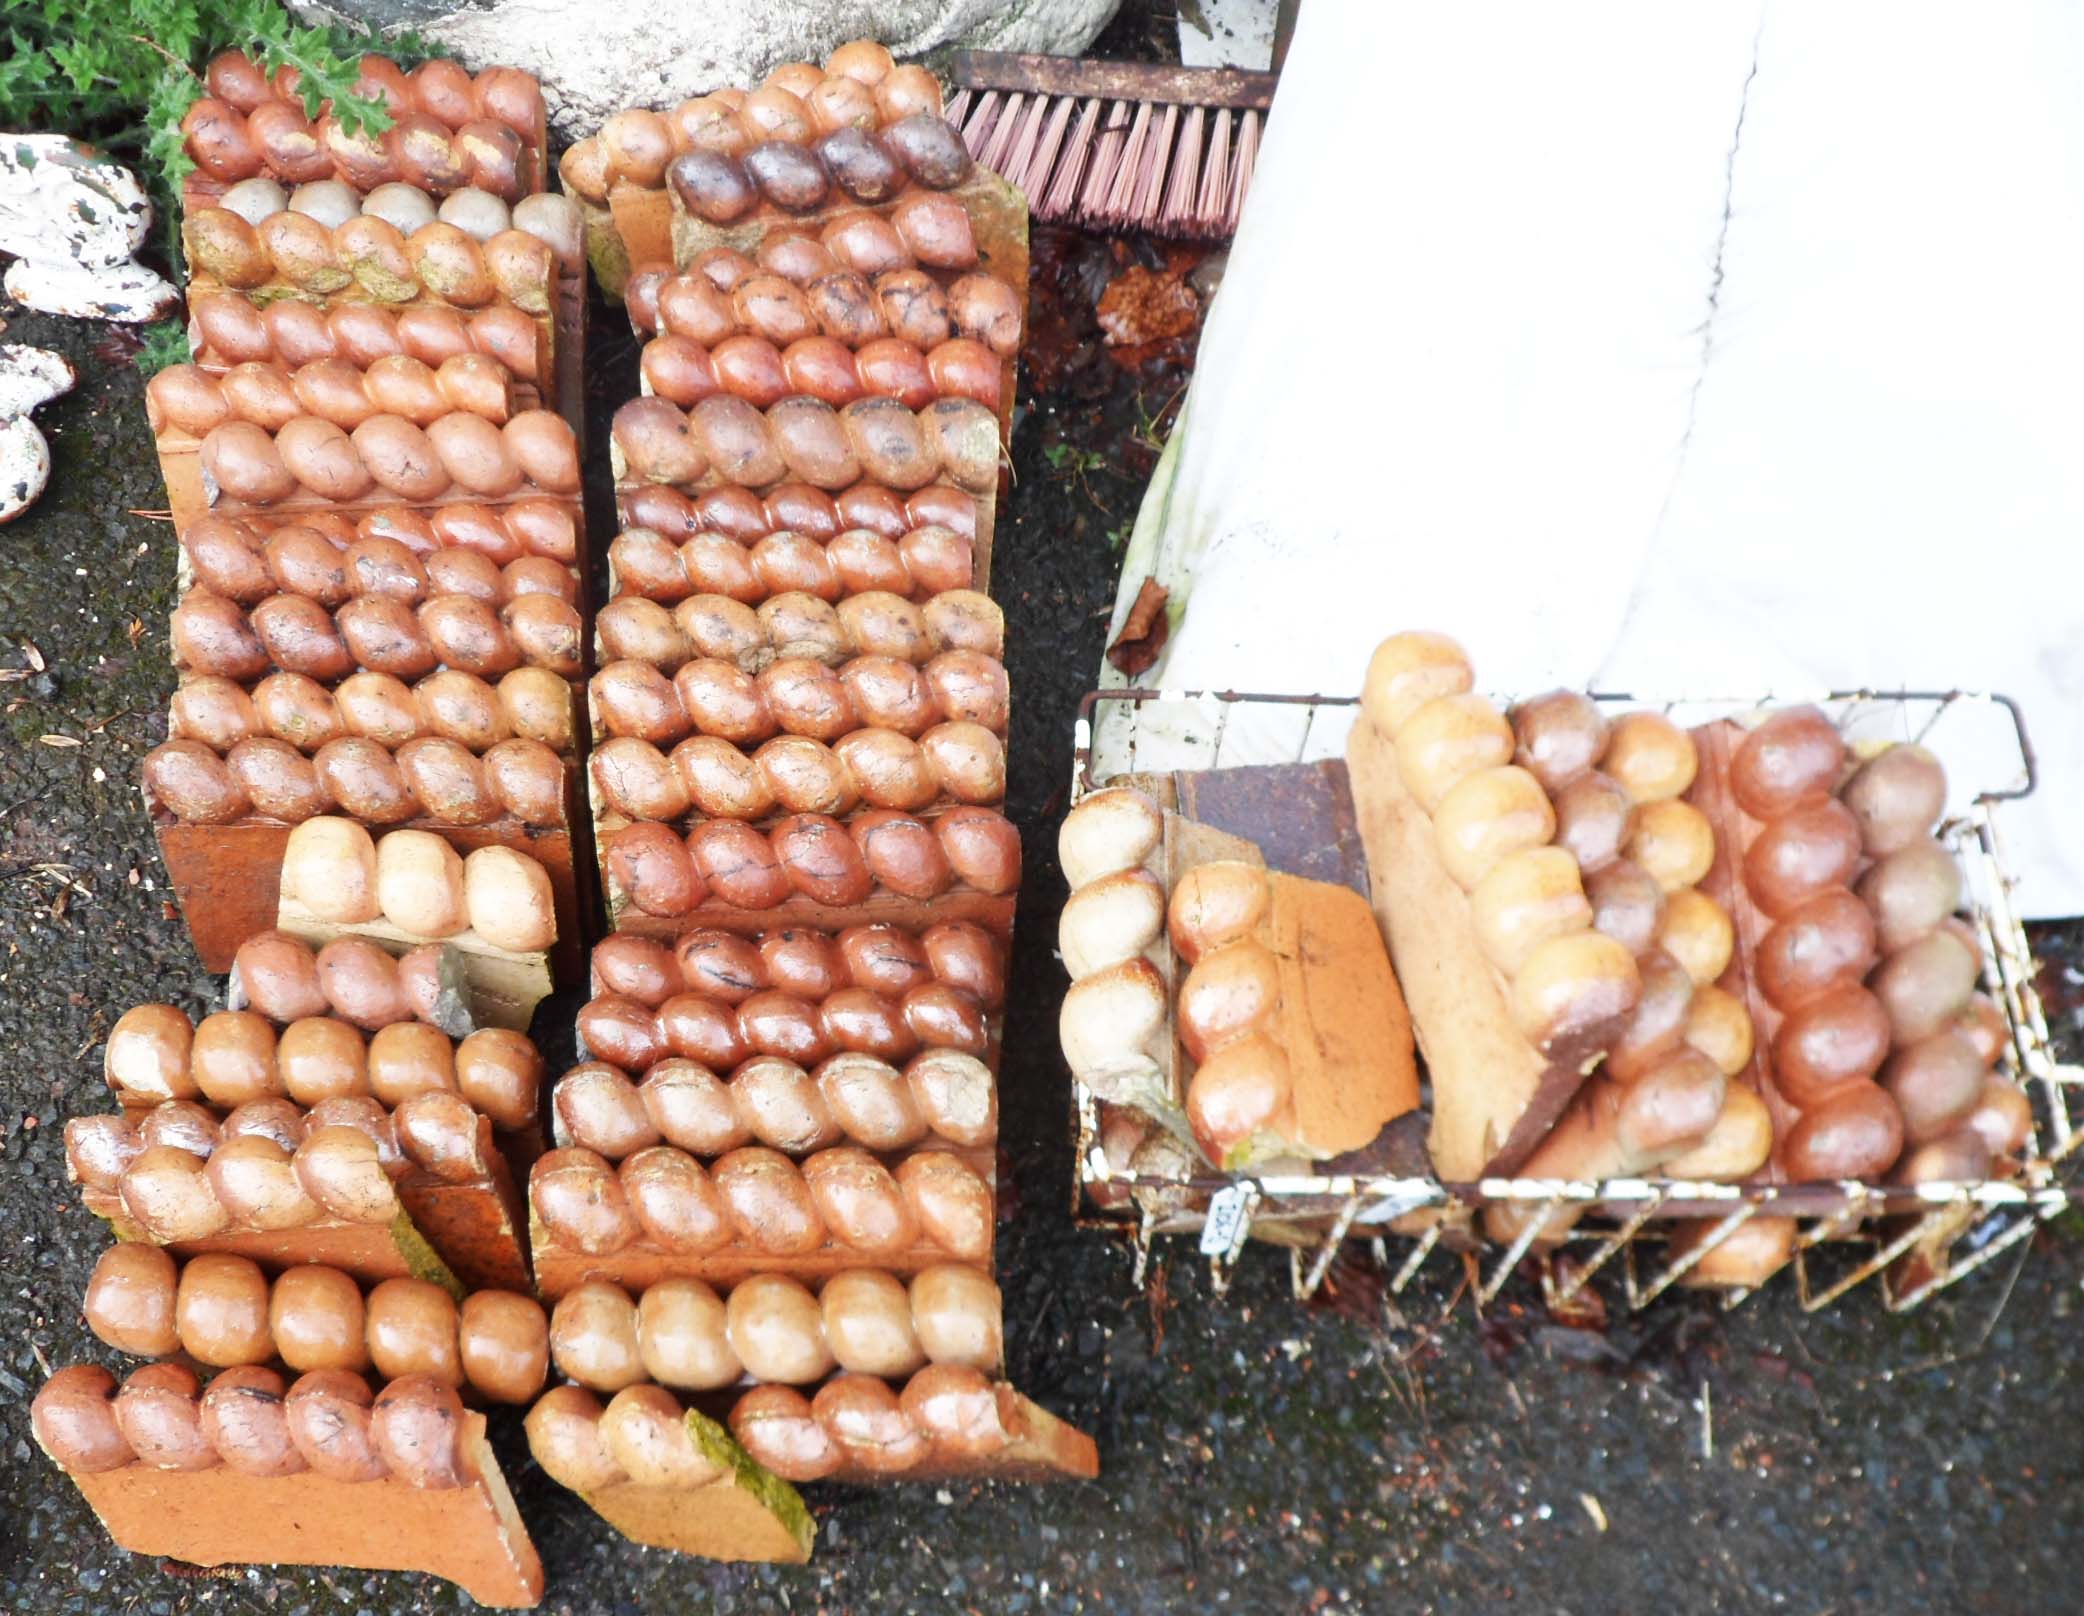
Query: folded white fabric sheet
1100,0,2084,916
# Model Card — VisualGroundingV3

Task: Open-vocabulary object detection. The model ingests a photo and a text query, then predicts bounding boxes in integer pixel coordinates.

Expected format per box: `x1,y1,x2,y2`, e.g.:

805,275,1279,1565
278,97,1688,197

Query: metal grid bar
1479,1200,1564,1306
1797,1205,1956,1312
1795,1203,1871,1252
1066,687,2069,1317
1551,1191,1665,1304
1293,1195,1366,1300
1390,1222,1444,1294
1883,1205,2043,1311
1630,1202,1760,1309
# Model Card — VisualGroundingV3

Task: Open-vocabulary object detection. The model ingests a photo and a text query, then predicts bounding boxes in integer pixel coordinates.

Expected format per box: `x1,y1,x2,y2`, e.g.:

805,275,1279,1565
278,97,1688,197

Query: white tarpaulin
1098,0,2084,916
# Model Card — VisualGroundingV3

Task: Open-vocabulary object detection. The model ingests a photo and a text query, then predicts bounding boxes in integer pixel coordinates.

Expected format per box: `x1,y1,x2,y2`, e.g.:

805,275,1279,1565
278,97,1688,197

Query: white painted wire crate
1065,686,2081,1316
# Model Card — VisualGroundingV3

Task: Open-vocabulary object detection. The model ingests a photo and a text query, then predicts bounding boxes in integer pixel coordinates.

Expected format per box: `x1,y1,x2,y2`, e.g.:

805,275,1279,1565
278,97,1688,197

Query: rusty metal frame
1066,686,2074,1317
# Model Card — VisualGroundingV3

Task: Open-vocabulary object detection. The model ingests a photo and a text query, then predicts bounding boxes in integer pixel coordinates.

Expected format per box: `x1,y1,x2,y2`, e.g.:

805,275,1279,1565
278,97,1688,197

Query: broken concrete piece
0,344,75,525
294,0,1119,139
0,136,180,322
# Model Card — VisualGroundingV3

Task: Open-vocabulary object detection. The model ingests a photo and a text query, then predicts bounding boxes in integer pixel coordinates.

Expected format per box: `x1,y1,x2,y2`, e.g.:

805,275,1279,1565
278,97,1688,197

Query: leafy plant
133,317,191,375
0,0,429,273
1043,441,1105,477
1128,385,1184,457
1042,439,1116,516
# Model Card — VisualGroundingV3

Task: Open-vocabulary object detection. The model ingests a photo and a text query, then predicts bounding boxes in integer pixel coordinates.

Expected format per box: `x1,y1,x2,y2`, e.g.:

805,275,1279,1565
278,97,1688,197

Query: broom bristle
960,89,1003,159
1158,105,1204,237
1015,93,1078,203
1098,101,1154,227
1226,109,1260,236
1043,97,1105,216
999,93,1054,197
953,59,1266,238
978,92,1030,173
1078,102,1135,224
1128,104,1179,230
1195,107,1233,236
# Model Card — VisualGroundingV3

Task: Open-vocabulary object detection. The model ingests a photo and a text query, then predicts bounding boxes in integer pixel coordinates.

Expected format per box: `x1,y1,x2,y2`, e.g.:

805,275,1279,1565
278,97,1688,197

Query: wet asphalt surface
5,160,2084,1616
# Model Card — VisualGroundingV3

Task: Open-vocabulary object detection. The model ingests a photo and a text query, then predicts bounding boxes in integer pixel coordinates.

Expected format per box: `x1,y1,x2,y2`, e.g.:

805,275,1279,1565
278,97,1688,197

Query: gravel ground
4,172,2084,1616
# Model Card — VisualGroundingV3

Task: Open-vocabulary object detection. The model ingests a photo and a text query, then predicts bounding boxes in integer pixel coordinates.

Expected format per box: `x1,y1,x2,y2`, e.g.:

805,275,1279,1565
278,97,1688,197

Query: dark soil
3,82,2084,1616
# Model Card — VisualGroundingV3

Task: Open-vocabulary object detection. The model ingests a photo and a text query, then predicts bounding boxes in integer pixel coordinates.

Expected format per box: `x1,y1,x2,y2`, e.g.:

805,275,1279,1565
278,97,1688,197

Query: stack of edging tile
141,51,593,989
522,41,1096,1563
22,53,606,1606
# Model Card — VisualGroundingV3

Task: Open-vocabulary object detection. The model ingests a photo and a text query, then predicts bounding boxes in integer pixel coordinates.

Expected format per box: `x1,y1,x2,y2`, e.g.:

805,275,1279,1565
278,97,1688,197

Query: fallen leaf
38,734,81,748
1106,577,1171,677
1302,1245,1388,1329
1541,1253,1610,1331
1097,266,1200,349
156,1561,242,1581
93,326,143,365
1023,226,1113,395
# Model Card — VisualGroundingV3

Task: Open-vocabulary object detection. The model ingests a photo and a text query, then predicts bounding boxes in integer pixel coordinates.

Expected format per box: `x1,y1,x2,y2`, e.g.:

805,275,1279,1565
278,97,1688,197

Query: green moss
683,1407,818,1558
585,225,633,302
350,255,422,305
134,321,191,377
390,1209,466,1301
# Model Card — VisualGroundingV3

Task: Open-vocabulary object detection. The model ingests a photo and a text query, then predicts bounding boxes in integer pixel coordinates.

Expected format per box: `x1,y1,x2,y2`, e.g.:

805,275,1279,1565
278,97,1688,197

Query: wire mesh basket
1067,685,2079,1316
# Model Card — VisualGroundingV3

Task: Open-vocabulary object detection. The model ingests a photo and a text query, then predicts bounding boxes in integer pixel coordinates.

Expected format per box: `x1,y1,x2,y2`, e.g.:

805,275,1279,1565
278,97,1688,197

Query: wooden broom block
950,49,1277,110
